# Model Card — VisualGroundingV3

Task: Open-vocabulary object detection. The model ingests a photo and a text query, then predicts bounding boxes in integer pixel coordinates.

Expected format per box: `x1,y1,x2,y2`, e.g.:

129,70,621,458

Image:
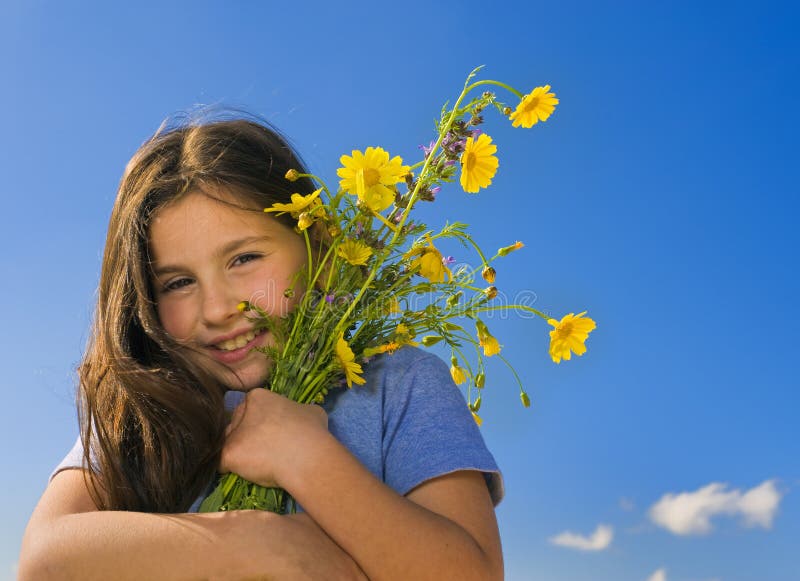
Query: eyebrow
151,235,273,277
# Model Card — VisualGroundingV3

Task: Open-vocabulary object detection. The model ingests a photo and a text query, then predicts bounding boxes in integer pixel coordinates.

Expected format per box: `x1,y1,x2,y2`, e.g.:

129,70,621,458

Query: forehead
148,190,286,261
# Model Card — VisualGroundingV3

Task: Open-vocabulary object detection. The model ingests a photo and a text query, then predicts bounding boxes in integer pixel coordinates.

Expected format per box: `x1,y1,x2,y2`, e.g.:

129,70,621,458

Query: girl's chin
217,366,272,392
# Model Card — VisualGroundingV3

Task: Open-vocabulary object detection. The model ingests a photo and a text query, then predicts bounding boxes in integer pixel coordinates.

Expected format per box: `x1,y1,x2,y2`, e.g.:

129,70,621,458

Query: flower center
523,96,541,112
361,167,380,187
555,321,573,339
463,151,477,171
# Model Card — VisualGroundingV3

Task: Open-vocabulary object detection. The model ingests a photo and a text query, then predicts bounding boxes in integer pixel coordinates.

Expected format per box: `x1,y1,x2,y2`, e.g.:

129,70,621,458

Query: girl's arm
221,388,504,581
19,468,367,581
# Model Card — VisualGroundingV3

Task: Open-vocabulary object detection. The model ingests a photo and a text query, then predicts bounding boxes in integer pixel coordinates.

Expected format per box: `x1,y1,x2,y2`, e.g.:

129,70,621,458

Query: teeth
216,329,259,351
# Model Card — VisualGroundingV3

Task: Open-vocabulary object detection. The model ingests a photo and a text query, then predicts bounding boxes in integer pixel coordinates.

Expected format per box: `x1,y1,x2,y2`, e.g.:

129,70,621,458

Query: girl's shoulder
364,345,448,383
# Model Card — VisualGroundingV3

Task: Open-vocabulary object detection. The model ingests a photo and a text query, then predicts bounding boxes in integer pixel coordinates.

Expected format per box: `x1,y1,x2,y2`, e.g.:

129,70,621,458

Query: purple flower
325,294,335,304
471,129,482,139
430,186,441,195
418,140,435,158
444,160,457,167
442,255,456,266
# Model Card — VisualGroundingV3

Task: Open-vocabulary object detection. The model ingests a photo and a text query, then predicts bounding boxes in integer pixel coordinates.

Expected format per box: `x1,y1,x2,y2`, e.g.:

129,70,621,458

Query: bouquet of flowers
199,66,596,514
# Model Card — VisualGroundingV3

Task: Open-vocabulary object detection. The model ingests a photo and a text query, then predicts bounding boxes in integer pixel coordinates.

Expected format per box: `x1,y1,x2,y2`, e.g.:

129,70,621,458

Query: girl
19,114,505,580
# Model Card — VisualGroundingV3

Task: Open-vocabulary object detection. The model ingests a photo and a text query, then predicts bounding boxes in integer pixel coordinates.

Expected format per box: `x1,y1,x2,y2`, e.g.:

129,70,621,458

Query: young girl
19,114,505,580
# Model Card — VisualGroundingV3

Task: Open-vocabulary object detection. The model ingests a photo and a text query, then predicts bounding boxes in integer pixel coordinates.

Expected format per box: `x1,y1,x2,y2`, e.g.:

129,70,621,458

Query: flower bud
498,241,524,256
285,169,300,182
484,286,498,300
472,395,482,412
327,225,341,238
237,301,250,312
503,106,512,116
481,266,496,283
422,335,444,347
520,392,531,408
283,288,295,298
297,212,313,231
475,372,485,389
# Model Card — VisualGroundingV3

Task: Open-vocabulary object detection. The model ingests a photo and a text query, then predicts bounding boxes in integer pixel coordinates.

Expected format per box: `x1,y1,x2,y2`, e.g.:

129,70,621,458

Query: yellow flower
547,311,597,364
480,334,501,357
264,189,322,218
509,85,559,128
337,239,373,266
335,334,367,387
475,320,501,357
382,323,418,350
337,147,410,212
459,133,498,193
363,343,396,357
404,235,452,283
450,363,467,385
471,411,483,426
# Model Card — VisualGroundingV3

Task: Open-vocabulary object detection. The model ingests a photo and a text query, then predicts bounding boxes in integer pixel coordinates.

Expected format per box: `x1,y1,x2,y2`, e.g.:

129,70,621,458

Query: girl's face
149,188,307,391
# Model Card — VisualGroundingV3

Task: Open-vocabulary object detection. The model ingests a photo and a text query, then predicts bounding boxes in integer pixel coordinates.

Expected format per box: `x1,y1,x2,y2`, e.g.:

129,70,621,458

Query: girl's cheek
158,297,196,341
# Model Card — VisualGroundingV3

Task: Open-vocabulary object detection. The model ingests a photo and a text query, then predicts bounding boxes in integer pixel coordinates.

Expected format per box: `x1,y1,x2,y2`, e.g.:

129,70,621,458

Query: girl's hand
219,388,330,488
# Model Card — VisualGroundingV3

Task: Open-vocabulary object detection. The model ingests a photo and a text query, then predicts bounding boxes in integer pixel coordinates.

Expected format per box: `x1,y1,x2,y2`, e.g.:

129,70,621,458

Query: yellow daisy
460,133,499,193
264,189,322,218
404,235,452,283
337,147,410,212
335,334,366,387
509,85,559,128
475,320,501,357
547,311,596,364
337,239,373,266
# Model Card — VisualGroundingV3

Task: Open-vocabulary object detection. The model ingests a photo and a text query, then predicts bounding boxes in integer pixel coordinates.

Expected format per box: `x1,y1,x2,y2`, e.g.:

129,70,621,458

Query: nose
200,276,241,328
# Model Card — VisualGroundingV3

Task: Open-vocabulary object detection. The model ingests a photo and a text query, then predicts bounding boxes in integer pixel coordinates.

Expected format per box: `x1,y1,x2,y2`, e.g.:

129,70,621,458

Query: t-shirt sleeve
48,434,95,483
382,352,505,506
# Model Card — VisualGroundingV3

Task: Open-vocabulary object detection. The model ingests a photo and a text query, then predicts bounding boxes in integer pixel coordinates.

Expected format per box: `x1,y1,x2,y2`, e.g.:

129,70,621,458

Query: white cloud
646,568,666,581
648,479,783,535
549,524,613,551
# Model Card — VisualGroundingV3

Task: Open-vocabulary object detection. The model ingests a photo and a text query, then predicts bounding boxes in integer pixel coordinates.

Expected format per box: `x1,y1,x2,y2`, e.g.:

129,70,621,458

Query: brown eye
164,278,193,292
233,253,261,266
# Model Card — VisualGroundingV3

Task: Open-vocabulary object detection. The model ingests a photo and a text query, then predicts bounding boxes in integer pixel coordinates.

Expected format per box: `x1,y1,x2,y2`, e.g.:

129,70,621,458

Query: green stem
465,79,524,100
471,304,551,321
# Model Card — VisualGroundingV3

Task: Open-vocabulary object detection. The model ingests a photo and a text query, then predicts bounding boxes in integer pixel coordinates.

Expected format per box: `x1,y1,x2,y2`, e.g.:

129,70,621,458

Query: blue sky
2,1,798,579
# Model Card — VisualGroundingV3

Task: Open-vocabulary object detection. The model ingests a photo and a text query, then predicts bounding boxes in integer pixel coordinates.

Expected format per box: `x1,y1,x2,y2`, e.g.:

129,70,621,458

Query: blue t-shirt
50,346,504,511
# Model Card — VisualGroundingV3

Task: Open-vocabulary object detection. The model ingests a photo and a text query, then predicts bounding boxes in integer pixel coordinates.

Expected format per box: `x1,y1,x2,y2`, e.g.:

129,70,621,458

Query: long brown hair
77,112,316,512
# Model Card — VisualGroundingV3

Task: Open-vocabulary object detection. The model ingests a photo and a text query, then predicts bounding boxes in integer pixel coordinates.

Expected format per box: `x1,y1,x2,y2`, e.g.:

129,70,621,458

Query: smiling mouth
210,328,268,351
